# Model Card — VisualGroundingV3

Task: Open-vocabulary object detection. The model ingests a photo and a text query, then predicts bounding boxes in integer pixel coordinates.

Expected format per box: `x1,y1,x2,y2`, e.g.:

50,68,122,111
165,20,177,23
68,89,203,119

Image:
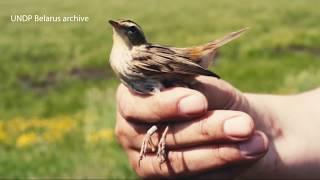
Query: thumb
193,76,247,110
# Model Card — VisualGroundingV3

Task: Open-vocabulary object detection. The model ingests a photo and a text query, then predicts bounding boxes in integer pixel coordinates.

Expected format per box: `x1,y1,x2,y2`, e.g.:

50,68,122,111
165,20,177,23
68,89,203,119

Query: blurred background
0,0,320,178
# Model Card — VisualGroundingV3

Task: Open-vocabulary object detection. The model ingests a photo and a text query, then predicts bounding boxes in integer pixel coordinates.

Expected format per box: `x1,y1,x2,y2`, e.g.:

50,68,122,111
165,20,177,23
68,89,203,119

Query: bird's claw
138,125,169,166
156,126,169,164
138,125,158,166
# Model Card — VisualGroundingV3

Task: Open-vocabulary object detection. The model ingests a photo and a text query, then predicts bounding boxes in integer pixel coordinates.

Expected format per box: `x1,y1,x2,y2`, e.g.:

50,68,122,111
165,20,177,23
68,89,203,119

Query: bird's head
109,19,147,48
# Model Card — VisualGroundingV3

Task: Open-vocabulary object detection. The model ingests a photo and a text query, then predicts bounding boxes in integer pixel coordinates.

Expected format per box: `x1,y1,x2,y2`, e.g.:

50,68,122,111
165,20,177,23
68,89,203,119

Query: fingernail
224,115,253,139
239,132,268,158
179,94,207,116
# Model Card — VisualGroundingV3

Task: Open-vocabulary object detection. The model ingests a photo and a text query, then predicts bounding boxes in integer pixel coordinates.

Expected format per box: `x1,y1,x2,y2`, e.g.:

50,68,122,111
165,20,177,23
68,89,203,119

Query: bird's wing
131,44,220,78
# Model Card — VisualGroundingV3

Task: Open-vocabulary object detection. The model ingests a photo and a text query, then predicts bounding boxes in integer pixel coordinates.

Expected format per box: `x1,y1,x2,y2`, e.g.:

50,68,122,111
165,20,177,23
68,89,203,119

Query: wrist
241,90,320,178
239,93,286,178
243,93,287,136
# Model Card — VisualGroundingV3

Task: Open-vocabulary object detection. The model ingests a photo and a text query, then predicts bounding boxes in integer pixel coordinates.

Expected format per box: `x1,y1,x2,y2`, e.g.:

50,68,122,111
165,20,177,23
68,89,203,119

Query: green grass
0,0,320,178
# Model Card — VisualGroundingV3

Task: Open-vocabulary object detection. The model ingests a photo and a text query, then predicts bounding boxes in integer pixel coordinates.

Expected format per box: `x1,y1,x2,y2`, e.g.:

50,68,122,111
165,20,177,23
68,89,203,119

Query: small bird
108,19,247,166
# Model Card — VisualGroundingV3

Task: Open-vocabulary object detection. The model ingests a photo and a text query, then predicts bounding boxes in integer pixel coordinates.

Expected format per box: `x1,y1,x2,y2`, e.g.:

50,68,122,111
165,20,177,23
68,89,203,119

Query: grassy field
1,0,320,178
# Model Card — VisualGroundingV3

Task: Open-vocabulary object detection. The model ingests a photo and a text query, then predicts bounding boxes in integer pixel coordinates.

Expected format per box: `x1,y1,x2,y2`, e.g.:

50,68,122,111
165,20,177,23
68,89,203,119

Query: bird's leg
157,125,169,164
139,125,158,166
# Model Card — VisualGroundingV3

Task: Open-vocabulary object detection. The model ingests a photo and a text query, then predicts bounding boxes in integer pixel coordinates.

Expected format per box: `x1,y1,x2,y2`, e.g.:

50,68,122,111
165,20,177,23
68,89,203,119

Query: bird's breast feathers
110,44,132,75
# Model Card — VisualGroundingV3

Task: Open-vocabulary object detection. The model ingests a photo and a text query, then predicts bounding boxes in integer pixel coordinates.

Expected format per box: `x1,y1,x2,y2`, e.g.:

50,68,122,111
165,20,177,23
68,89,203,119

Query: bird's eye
129,26,137,32
127,26,138,35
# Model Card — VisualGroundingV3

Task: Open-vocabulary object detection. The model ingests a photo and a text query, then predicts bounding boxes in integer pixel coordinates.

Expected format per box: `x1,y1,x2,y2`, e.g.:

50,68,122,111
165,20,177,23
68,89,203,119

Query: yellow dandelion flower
0,130,9,144
87,128,113,143
16,132,38,148
39,116,77,143
2,115,79,147
53,116,76,132
30,118,47,128
7,117,29,133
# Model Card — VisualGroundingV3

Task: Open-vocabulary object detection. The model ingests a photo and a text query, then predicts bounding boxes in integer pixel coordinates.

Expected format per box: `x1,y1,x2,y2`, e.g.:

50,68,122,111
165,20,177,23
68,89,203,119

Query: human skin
115,75,320,179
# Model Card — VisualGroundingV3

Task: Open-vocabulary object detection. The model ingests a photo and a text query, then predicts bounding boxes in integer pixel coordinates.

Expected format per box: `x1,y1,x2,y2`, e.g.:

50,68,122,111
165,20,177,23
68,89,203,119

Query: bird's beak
109,20,121,29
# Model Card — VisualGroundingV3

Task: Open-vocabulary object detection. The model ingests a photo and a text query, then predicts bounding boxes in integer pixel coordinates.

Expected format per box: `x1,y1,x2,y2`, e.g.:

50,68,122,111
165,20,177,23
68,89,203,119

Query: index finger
117,84,208,123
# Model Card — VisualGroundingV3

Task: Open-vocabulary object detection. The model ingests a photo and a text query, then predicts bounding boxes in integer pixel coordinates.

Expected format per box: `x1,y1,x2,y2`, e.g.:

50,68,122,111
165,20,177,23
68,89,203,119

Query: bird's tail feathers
202,27,249,51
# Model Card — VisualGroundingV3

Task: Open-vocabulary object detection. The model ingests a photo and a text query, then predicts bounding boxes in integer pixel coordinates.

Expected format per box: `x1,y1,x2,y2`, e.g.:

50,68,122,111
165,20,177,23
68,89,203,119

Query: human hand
115,76,269,178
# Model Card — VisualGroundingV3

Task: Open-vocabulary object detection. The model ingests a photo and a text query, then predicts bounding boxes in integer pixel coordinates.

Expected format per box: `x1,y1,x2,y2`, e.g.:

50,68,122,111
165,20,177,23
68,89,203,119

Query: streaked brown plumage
108,19,247,166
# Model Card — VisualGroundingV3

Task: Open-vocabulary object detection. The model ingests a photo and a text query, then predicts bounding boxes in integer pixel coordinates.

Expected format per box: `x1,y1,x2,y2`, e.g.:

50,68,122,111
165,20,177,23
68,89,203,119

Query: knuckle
114,123,135,149
216,145,231,164
114,122,127,143
216,144,239,164
114,124,122,138
117,86,136,121
199,112,216,139
119,101,135,120
167,151,184,175
199,114,211,138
